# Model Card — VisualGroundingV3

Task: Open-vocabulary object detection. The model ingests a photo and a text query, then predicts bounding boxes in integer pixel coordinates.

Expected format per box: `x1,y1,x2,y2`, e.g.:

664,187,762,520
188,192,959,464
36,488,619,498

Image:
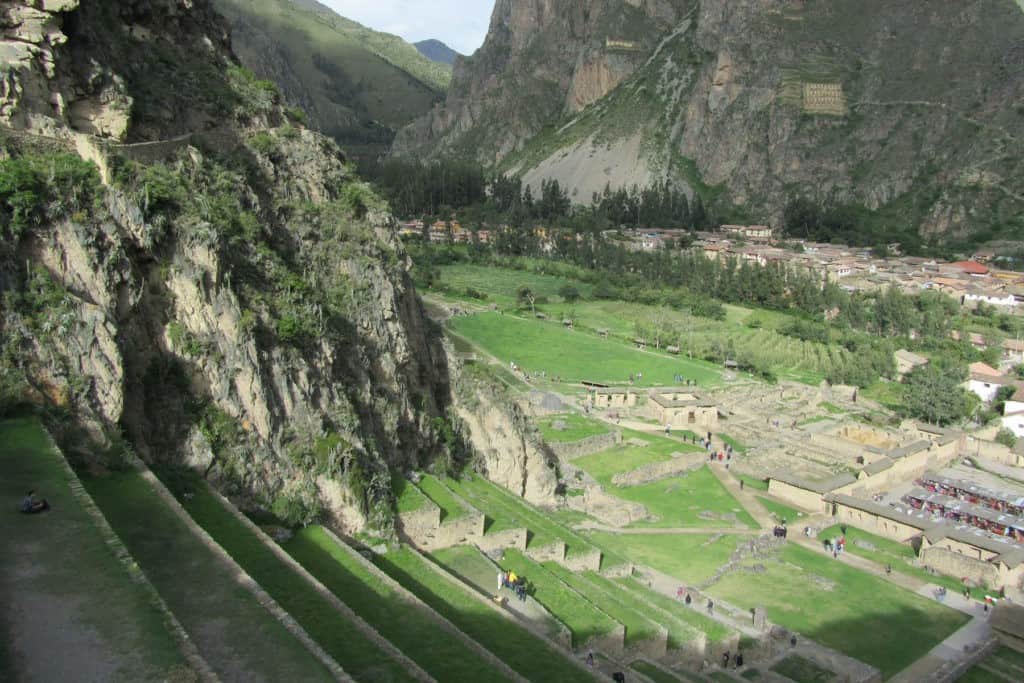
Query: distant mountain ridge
395,0,1024,246
415,39,460,65
214,0,451,157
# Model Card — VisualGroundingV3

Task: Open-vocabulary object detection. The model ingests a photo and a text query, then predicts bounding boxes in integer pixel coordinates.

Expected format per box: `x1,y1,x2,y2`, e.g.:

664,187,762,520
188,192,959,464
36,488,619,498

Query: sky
320,1,494,56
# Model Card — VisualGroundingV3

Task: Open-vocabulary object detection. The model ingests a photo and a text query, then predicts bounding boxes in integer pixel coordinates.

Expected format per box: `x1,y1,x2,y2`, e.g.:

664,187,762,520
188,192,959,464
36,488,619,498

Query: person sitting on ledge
19,490,49,514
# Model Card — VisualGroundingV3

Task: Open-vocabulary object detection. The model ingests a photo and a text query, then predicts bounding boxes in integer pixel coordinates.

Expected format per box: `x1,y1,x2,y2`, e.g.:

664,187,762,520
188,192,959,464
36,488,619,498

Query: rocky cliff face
396,0,1024,241
0,0,558,534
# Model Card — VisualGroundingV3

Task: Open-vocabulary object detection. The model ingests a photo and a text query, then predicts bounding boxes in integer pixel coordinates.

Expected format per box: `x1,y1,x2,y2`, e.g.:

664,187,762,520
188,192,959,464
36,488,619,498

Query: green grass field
573,428,701,485
771,655,835,682
707,544,970,677
393,472,429,514
957,646,1024,682
1,419,190,682
283,527,512,683
438,264,594,306
605,466,758,529
631,661,682,683
160,470,416,682
84,469,333,682
449,312,723,387
496,550,618,647
537,413,611,443
586,533,740,586
416,475,471,521
373,547,594,683
757,496,805,524
817,525,989,597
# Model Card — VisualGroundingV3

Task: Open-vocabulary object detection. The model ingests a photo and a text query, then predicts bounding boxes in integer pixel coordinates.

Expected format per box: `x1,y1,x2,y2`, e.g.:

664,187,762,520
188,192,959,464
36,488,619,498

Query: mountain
213,0,452,157
415,39,460,66
0,0,555,533
395,0,1024,244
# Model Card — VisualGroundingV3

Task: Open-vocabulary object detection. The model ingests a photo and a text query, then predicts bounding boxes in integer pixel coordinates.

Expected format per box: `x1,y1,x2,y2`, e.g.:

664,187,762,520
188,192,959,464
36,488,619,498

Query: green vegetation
83,468,332,681
544,564,663,645
737,474,770,491
631,661,682,683
961,646,1024,682
392,473,428,513
537,413,610,443
283,527,512,682
586,533,740,586
757,496,804,524
573,429,695,484
604,466,758,530
450,312,722,387
160,470,415,682
374,547,594,683
443,474,610,559
214,0,447,151
496,550,618,646
434,264,594,307
707,544,970,677
416,475,470,521
0,151,102,239
771,655,835,683
617,578,733,642
1,420,189,681
816,525,989,597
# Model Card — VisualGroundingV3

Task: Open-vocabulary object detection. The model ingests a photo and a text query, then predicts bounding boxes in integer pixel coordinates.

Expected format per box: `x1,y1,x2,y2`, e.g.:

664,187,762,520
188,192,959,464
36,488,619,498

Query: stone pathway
708,464,775,530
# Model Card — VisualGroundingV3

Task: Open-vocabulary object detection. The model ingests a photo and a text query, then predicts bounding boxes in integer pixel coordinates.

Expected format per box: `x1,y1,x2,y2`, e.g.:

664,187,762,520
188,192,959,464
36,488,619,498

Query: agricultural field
436,265,853,385
707,544,970,677
449,312,723,387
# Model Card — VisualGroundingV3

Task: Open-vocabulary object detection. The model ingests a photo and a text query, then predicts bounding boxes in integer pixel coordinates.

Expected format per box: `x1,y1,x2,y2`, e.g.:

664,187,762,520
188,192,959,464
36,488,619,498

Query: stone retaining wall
562,548,602,572
203,484,433,682
929,637,998,683
318,530,529,683
611,453,705,487
626,627,669,660
133,463,353,682
568,486,648,527
397,503,442,545
526,540,567,563
920,547,1001,588
422,513,486,551
551,431,622,460
476,527,528,552
48,438,219,683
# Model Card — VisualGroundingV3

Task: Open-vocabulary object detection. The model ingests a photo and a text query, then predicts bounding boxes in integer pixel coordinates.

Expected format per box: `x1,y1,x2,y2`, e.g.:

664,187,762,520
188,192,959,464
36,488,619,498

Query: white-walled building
965,362,1011,403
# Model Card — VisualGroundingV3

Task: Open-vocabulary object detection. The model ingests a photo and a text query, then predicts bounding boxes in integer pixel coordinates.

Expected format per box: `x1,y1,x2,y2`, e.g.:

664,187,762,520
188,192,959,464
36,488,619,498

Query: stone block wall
397,503,442,545
550,431,622,460
920,547,1000,588
526,540,567,563
562,548,602,572
612,453,705,486
476,528,528,553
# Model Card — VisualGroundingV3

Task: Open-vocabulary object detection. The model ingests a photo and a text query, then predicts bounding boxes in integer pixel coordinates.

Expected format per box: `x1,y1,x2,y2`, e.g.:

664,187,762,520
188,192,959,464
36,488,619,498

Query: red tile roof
950,261,990,275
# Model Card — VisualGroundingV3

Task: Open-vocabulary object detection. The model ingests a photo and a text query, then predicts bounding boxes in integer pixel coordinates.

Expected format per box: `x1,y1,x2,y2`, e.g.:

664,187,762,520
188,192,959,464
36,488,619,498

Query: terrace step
284,525,525,683
163,470,425,682
0,419,203,682
497,549,626,652
372,545,601,682
82,464,344,682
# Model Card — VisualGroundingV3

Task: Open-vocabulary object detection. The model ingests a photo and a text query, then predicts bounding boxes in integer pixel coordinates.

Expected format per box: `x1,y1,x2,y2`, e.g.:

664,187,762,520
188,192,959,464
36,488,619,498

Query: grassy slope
449,312,723,387
573,428,701,485
215,0,444,144
707,544,969,677
0,419,187,681
612,466,758,530
374,547,595,683
160,471,416,682
616,577,734,642
283,527,512,683
83,469,333,682
417,475,470,521
496,550,618,646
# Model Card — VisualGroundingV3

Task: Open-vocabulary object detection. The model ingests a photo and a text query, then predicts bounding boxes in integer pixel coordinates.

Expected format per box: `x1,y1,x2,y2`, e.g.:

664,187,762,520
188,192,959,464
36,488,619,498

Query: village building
919,526,1024,590
647,389,719,430
721,224,773,242
588,387,637,410
964,362,1012,403
1004,385,1024,438
894,349,929,376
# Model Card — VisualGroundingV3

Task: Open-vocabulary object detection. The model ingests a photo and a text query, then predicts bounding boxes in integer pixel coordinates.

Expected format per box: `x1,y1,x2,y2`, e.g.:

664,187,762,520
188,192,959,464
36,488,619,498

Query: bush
464,287,487,300
0,153,102,238
996,429,1018,449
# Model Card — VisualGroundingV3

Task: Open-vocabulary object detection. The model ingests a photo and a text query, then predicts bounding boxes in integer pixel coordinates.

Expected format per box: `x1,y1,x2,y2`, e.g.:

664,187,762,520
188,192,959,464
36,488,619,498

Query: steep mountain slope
0,0,555,534
396,0,1024,242
213,0,451,157
415,39,460,66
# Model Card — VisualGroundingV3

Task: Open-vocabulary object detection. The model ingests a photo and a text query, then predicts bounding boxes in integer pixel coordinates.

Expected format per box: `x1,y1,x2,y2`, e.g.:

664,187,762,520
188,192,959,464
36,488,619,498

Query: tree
901,364,970,426
516,285,536,315
558,284,580,303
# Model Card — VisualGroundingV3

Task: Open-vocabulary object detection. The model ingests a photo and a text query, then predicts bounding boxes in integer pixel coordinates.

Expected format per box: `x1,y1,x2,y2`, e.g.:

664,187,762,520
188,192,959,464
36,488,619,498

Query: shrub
996,429,1018,449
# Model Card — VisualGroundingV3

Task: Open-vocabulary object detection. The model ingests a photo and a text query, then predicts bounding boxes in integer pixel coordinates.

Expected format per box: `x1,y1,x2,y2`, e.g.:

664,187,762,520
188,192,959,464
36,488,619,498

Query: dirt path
708,464,775,530
0,419,193,683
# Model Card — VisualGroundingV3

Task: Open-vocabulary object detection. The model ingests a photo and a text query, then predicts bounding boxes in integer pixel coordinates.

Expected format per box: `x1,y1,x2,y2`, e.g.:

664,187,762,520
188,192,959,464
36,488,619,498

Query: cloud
320,0,493,55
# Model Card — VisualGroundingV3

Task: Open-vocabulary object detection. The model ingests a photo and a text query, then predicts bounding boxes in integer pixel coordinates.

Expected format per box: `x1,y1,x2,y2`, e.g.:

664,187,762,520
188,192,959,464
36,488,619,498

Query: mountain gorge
213,0,451,158
396,0,1024,245
0,0,555,535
